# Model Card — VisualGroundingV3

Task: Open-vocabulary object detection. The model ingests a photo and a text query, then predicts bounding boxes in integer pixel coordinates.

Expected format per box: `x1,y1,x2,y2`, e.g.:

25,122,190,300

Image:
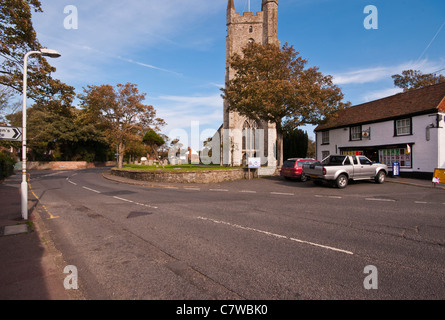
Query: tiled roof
315,82,445,131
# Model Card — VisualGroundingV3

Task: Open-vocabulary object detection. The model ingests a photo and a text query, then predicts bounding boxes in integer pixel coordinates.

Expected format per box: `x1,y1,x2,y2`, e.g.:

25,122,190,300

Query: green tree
221,43,349,166
0,0,74,101
283,127,308,160
78,83,166,168
7,99,110,161
143,129,166,160
392,69,445,92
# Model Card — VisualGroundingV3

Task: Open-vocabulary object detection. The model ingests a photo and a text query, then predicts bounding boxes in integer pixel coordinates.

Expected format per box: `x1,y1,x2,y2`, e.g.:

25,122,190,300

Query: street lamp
21,48,61,220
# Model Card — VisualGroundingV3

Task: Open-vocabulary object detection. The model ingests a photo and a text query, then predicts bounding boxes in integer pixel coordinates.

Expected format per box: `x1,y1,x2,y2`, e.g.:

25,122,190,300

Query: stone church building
211,0,279,174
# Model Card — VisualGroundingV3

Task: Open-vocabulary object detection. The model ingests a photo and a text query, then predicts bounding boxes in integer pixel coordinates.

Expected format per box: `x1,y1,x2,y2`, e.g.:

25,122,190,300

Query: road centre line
365,198,396,202
67,177,158,209
240,190,257,193
315,195,342,199
82,186,101,193
42,171,67,177
197,216,353,255
113,196,133,203
209,189,229,192
270,192,294,196
112,196,158,209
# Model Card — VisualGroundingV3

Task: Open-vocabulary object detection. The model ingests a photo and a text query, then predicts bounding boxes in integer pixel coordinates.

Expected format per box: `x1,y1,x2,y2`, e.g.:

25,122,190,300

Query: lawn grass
121,164,245,171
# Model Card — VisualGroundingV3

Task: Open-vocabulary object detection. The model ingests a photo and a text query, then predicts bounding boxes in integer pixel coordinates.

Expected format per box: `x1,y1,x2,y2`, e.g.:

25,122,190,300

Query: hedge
0,152,16,181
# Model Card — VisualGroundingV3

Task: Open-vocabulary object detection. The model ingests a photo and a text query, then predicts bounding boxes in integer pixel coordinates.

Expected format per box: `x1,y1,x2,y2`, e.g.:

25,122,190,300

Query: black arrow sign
12,128,21,140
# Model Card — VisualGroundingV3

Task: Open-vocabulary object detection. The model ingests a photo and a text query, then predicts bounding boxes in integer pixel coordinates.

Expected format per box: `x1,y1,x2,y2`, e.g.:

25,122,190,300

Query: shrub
0,152,16,180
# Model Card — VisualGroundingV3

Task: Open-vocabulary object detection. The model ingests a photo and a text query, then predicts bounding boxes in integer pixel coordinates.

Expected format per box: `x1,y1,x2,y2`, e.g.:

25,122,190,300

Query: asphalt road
28,168,445,300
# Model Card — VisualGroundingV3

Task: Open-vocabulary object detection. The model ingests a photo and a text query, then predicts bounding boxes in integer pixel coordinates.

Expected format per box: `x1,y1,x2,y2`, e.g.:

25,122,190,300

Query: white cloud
154,93,223,137
332,59,445,85
362,88,403,102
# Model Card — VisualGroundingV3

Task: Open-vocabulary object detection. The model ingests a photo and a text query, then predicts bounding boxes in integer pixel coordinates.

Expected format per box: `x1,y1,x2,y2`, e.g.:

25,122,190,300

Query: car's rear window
323,156,345,165
282,160,296,168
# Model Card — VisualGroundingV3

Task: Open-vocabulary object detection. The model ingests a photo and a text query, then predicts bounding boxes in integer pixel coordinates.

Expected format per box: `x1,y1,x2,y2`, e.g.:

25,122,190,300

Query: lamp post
21,48,61,220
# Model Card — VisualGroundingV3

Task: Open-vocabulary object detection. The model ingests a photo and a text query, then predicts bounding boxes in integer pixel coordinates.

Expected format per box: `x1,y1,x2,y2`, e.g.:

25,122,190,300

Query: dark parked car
280,158,320,181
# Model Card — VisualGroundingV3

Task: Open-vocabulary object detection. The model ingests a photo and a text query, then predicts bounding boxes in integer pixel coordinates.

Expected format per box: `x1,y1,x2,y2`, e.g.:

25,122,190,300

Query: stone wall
110,168,249,184
16,161,116,170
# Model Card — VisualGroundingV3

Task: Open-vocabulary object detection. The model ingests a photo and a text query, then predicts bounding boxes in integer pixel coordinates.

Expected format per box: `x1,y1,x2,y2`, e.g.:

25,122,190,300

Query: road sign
0,126,23,141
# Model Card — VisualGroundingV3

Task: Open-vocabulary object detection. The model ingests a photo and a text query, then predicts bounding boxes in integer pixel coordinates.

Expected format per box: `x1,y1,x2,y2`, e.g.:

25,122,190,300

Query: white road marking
113,196,134,203
68,180,77,186
414,201,428,204
209,189,229,192
42,171,67,177
112,196,157,209
184,187,200,191
82,186,101,193
197,216,353,255
315,195,342,199
365,198,396,202
240,190,257,193
270,192,294,196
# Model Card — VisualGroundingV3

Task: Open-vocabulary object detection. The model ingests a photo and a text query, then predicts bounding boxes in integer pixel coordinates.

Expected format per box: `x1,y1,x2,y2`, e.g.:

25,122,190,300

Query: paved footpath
0,173,83,300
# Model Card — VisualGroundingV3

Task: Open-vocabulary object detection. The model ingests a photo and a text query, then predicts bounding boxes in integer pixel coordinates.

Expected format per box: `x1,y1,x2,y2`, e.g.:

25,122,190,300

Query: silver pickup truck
303,155,388,188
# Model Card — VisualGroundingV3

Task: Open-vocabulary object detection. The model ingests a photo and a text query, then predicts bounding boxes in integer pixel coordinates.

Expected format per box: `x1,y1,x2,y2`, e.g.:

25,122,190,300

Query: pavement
0,172,83,300
0,169,443,300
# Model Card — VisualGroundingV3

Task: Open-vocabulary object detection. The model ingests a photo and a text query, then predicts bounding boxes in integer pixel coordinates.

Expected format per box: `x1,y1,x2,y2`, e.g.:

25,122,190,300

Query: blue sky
31,0,445,145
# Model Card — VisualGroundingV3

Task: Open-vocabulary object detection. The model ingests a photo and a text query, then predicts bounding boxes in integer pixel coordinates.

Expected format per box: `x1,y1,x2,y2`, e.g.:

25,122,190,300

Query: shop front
340,143,413,171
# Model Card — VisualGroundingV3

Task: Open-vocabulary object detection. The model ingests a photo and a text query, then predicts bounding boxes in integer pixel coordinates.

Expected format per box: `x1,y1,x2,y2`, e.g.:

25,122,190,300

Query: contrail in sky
416,21,445,64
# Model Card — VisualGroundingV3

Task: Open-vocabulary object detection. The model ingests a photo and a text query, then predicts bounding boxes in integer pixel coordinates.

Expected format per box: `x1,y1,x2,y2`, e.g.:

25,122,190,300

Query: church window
242,120,258,158
249,25,253,33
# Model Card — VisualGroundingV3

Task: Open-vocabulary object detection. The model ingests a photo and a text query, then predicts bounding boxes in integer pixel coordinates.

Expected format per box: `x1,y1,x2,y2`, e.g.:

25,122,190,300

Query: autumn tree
221,43,349,166
78,83,165,168
392,69,445,92
0,86,15,124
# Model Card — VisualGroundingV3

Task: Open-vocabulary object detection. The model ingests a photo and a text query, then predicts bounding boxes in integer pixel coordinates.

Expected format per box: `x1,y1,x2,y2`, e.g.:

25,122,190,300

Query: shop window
379,147,412,168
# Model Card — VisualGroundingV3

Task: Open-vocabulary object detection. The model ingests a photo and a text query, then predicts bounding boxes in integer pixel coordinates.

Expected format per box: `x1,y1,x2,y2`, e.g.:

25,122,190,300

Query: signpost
0,126,22,141
247,157,261,180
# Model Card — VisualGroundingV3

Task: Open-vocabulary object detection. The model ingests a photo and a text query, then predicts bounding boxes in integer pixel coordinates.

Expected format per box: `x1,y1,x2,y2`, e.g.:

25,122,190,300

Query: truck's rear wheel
336,174,348,188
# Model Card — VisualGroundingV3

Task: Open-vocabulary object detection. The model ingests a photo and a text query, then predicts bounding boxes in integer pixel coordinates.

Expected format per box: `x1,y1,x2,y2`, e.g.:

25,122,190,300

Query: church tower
222,0,279,170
